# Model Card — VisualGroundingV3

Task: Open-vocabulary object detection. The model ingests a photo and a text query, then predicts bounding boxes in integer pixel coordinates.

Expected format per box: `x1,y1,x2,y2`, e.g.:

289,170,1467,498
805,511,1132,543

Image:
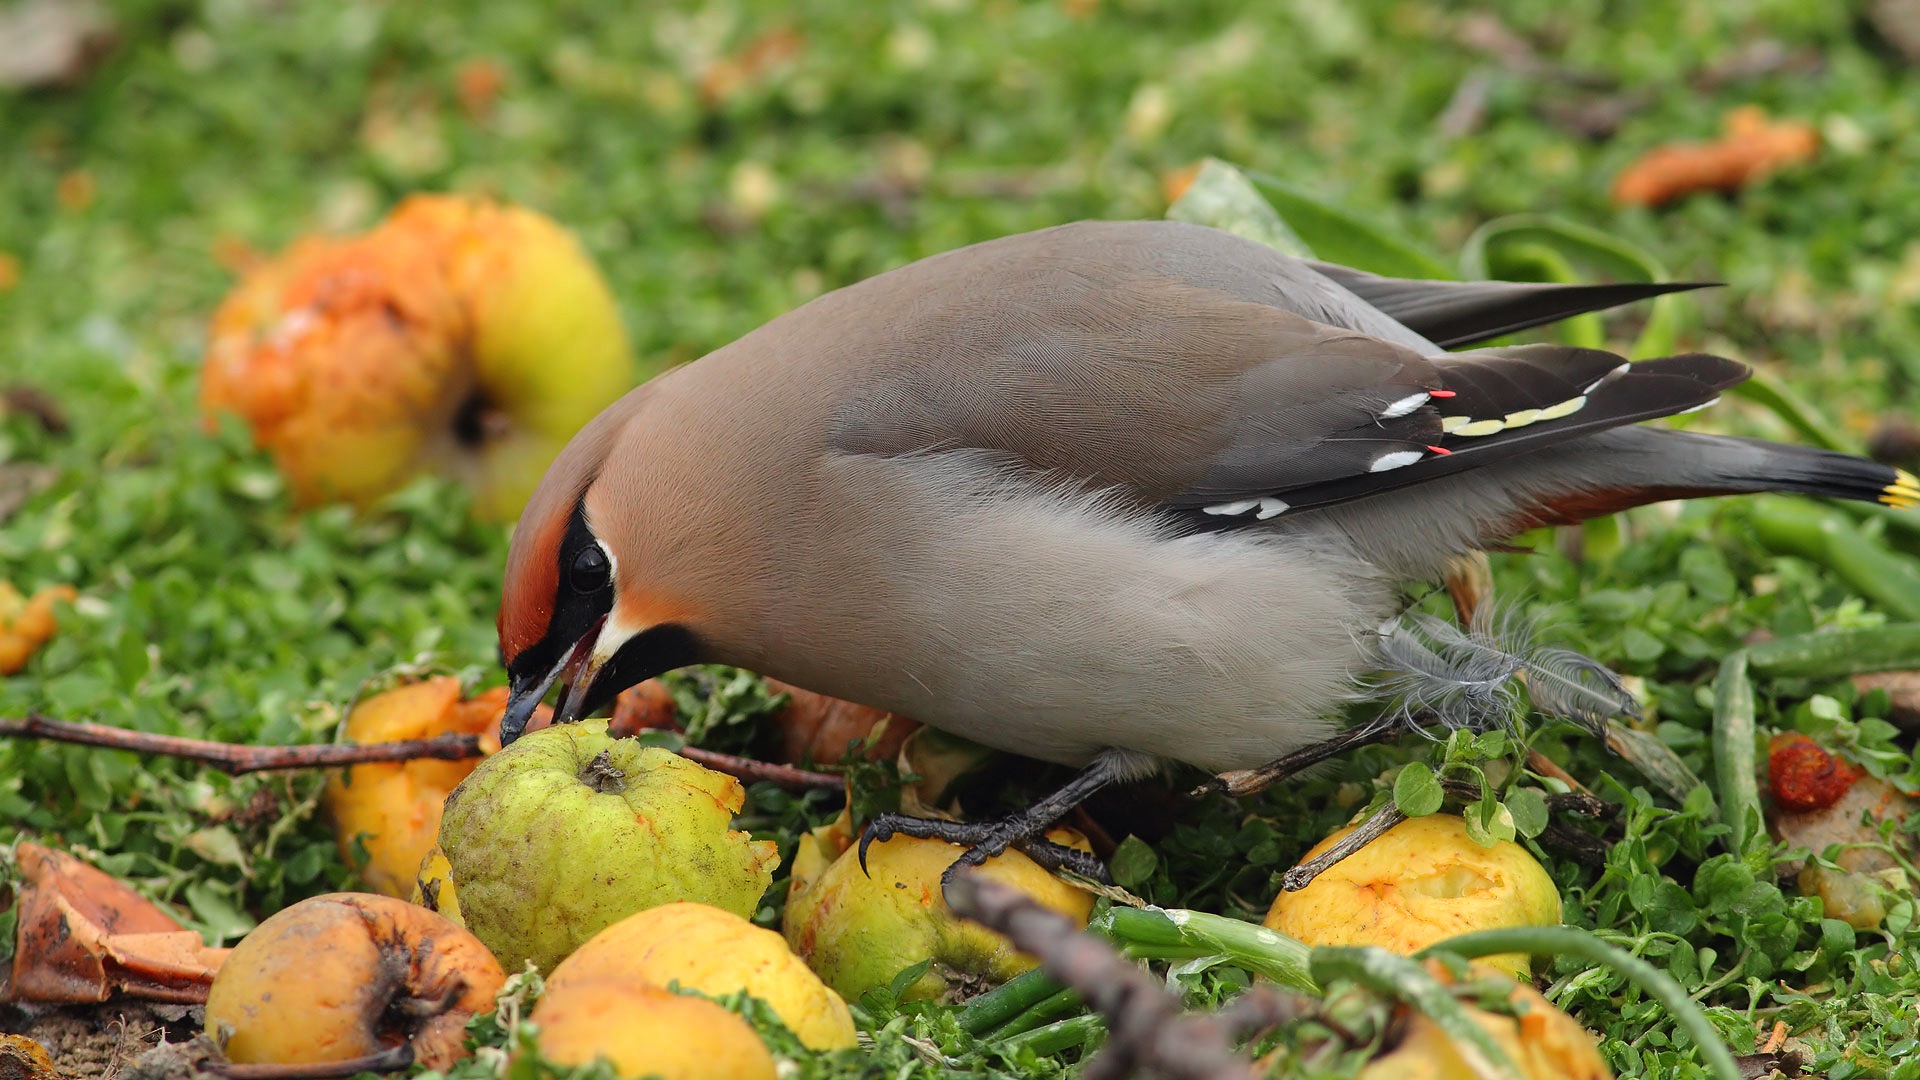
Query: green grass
5,1,1920,1077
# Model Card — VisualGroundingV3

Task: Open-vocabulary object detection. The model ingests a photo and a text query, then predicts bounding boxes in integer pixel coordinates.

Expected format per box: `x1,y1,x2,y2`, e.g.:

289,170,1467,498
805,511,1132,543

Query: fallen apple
438,719,779,974
204,892,504,1070
548,901,856,1051
200,193,638,521
528,978,776,1080
1357,959,1612,1079
325,676,534,897
1264,814,1561,979
783,825,1096,1003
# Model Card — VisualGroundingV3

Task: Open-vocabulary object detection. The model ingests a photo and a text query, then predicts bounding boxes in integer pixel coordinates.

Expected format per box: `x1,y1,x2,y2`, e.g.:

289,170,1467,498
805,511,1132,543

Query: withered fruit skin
204,892,504,1069
438,720,778,974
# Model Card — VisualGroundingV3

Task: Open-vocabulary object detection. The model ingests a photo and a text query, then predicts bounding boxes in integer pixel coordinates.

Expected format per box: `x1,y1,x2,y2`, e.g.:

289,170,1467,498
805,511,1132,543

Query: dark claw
859,757,1123,893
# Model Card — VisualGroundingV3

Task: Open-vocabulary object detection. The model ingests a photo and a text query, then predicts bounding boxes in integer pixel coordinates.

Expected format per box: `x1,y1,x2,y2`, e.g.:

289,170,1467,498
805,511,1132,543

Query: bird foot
859,811,1113,889
858,756,1124,891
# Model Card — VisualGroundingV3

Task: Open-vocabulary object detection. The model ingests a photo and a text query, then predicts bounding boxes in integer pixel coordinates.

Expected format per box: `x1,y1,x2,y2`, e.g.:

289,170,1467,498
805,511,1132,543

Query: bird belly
755,454,1400,774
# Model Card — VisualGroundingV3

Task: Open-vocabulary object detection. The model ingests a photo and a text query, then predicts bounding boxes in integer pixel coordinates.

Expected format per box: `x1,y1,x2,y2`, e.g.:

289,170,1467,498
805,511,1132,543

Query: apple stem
580,748,627,794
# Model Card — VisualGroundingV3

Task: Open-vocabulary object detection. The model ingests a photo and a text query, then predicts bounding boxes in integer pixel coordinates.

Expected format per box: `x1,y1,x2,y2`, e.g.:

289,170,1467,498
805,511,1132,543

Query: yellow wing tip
1885,468,1920,508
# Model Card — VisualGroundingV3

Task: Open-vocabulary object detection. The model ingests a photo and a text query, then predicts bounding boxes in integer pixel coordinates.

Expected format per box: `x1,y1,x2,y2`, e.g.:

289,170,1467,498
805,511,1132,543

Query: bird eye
570,544,611,594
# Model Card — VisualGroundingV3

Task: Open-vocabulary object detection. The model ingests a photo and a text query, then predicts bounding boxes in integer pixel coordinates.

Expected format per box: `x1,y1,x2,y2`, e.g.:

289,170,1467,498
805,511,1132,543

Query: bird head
495,397,702,745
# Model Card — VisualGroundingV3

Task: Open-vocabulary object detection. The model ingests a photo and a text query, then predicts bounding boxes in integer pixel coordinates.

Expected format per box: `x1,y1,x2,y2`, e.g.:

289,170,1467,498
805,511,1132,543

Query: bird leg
1196,711,1448,799
860,755,1122,889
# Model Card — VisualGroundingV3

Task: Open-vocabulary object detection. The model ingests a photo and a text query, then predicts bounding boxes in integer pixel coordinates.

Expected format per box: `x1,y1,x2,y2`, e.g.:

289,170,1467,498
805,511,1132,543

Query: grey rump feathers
1372,604,1639,738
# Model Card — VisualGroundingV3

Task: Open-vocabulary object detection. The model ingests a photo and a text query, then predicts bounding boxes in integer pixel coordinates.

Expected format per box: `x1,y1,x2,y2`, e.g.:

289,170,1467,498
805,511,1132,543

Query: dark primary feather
1306,261,1718,349
1216,353,1745,516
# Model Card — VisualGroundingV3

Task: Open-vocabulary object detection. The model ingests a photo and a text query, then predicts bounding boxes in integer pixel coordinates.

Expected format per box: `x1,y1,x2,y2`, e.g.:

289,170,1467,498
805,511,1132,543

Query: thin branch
678,746,841,790
0,713,842,790
0,714,482,773
1279,803,1408,892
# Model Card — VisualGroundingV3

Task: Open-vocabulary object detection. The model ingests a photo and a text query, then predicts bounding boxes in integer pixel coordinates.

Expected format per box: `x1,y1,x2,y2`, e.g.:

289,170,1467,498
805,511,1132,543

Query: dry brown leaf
0,1035,59,1080
608,678,679,737
0,582,76,676
1612,106,1819,208
8,842,230,1004
767,678,920,766
698,28,804,105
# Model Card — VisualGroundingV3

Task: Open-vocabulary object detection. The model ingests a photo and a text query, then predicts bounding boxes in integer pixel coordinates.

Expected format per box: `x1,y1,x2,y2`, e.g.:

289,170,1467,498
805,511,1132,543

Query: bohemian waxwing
496,220,1918,876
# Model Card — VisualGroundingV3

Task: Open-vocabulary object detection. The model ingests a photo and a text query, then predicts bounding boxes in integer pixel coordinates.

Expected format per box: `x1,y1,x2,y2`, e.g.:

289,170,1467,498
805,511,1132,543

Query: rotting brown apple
203,892,504,1070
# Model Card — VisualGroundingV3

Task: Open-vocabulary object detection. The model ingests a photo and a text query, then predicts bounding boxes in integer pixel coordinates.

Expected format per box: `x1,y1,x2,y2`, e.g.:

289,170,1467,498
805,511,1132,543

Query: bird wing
1305,262,1716,349
820,221,1743,520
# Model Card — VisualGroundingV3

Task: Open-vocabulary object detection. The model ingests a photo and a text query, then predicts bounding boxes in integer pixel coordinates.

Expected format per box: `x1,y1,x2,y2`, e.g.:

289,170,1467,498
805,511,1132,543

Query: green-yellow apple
200,193,639,521
782,819,1096,1002
437,720,779,973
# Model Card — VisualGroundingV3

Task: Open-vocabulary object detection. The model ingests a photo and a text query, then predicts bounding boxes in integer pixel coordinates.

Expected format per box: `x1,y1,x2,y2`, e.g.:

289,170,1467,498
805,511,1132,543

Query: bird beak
500,615,607,745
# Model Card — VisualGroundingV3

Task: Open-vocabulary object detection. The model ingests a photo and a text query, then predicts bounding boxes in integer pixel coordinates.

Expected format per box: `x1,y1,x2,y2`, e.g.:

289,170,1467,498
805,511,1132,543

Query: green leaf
183,879,256,944
1108,834,1158,890
1165,158,1313,258
1392,762,1444,817
1502,787,1549,839
1463,793,1516,846
1245,172,1455,278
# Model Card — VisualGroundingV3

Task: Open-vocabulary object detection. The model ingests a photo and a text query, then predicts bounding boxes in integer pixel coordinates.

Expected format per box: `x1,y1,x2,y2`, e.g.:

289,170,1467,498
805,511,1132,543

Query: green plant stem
1747,497,1920,620
983,988,1084,1040
1093,905,1318,992
1745,624,1920,677
956,967,1066,1034
1414,926,1742,1080
1712,650,1760,859
1000,1013,1106,1058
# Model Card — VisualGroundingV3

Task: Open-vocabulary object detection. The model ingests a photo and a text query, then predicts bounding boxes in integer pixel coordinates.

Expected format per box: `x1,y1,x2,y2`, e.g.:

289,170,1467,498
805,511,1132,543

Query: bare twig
1280,804,1407,892
0,713,843,790
1525,748,1590,794
0,714,482,773
946,873,1314,1080
679,746,841,790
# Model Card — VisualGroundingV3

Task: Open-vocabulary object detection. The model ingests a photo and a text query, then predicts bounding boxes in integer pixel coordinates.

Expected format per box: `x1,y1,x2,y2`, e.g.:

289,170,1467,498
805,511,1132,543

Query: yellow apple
1264,814,1561,979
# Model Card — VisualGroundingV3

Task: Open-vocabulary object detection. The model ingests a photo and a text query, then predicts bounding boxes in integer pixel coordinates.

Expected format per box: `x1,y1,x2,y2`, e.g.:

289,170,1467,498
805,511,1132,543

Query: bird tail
1504,427,1918,530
